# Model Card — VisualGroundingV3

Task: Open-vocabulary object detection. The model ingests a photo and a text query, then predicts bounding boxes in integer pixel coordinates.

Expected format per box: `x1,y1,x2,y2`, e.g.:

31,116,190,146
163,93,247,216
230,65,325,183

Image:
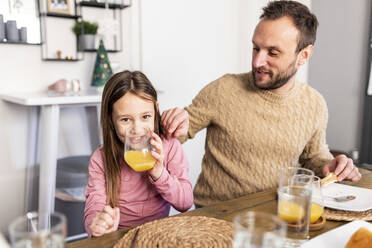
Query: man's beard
252,60,297,90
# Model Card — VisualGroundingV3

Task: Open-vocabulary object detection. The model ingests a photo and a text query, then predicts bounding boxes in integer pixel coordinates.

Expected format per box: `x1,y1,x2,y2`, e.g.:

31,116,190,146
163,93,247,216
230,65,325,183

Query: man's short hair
260,0,319,52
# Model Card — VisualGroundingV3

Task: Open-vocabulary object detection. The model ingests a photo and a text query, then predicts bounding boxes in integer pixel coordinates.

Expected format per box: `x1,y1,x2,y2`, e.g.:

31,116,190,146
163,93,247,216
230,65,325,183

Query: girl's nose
132,125,141,135
131,124,147,136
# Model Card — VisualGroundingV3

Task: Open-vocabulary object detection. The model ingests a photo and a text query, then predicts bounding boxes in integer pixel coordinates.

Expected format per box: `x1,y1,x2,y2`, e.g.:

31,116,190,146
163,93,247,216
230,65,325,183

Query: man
162,0,361,208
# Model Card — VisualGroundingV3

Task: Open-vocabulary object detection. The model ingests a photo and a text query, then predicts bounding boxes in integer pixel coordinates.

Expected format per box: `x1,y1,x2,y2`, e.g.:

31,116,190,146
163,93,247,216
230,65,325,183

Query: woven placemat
114,216,234,248
324,208,372,221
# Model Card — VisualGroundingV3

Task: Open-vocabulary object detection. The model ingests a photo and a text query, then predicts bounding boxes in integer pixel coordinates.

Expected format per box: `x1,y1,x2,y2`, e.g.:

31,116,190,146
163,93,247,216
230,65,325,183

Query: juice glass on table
310,176,324,224
278,167,314,248
124,127,156,172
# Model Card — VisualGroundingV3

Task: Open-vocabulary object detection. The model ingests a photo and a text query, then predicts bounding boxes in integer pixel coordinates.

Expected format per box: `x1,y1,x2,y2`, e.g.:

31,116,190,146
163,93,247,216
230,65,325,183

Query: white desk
0,90,102,215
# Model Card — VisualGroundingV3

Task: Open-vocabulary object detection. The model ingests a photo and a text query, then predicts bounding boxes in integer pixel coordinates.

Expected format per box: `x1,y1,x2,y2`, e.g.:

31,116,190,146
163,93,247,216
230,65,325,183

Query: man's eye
143,114,151,119
269,51,278,56
253,47,259,52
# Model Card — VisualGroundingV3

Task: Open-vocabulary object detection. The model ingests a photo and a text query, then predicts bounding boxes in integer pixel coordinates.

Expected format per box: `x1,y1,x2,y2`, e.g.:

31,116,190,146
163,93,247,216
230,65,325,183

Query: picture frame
47,0,70,15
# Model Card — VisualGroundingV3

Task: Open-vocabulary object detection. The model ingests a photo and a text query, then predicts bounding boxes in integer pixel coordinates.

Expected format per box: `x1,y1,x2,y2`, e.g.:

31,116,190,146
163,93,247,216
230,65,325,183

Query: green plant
72,21,98,36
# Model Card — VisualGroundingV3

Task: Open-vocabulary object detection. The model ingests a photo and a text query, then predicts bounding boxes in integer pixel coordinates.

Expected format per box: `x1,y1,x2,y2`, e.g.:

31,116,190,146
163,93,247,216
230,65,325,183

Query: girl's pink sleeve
149,138,194,212
84,148,107,236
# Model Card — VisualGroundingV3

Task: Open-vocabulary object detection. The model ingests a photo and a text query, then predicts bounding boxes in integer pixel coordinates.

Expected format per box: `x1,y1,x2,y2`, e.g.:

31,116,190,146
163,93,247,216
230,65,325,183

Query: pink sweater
84,138,193,236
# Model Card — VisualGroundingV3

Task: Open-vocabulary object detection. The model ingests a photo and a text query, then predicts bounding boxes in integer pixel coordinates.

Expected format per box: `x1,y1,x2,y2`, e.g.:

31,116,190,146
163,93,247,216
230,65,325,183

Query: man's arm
161,79,220,141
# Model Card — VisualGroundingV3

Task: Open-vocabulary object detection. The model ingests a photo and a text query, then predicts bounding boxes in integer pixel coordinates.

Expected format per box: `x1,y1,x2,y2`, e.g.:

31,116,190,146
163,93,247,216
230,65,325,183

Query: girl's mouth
129,136,144,144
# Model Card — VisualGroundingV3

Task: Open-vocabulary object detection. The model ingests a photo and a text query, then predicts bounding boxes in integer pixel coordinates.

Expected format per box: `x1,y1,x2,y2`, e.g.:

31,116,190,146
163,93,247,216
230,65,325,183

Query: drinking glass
278,167,314,247
233,211,287,248
310,176,324,224
124,127,156,172
8,212,66,248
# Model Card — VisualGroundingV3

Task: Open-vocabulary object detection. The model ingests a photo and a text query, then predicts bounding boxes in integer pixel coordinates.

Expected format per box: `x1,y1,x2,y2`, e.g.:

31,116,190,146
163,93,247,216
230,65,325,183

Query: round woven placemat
324,208,372,221
114,216,234,248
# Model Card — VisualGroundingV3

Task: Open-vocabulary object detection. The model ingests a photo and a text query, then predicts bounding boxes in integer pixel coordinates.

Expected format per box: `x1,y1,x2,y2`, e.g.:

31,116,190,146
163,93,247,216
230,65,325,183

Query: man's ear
297,44,314,66
156,101,159,111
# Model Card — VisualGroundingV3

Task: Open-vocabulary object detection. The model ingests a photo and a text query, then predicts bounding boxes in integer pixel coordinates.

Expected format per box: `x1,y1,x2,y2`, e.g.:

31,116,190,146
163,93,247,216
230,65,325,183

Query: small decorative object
47,0,70,15
65,56,72,60
0,15,4,41
9,0,24,14
72,20,98,50
18,27,27,42
5,20,18,42
97,0,120,50
56,50,62,59
48,79,81,96
91,39,112,89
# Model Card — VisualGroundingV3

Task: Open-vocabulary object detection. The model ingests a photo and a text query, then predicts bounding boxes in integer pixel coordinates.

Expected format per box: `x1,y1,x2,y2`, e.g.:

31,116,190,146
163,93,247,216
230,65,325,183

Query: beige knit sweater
184,72,334,207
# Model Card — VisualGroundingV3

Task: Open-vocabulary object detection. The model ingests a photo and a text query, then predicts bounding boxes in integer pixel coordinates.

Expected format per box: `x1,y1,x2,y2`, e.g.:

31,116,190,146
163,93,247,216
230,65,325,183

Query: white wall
309,0,370,153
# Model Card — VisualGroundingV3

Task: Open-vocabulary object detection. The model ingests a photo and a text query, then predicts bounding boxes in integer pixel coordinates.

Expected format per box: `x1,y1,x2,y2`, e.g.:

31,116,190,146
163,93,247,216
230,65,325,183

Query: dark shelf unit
83,48,118,53
78,1,130,9
43,13,82,19
39,1,84,62
43,58,81,62
76,1,130,53
38,1,131,60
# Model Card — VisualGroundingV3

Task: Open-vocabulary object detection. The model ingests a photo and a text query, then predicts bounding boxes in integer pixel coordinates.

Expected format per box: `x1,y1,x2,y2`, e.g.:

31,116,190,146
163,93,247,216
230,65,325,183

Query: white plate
301,220,372,248
322,183,372,211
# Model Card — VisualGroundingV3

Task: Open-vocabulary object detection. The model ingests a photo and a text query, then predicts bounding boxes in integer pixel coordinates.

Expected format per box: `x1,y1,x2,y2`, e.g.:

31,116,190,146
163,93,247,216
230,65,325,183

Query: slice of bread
321,173,338,187
345,227,372,248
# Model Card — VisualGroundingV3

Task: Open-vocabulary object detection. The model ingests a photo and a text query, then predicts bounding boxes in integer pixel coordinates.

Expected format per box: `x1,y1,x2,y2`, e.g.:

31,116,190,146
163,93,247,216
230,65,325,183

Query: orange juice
310,203,323,223
278,200,305,223
124,150,156,172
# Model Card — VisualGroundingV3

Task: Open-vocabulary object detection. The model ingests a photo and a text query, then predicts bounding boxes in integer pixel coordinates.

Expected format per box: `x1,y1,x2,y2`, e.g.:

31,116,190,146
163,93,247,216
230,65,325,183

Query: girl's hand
148,131,164,181
89,205,120,237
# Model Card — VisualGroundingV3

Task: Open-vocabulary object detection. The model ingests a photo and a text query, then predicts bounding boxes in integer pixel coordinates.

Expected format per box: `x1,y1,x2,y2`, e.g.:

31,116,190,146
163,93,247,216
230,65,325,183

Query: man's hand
90,205,120,237
161,107,189,138
322,154,361,182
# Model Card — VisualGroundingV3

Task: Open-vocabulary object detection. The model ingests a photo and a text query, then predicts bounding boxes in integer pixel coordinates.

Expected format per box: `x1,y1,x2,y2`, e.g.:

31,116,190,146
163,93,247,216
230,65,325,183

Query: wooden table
67,169,372,248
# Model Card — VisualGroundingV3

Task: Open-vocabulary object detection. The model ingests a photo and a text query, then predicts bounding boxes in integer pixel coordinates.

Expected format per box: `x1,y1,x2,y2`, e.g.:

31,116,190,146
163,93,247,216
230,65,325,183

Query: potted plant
72,20,98,50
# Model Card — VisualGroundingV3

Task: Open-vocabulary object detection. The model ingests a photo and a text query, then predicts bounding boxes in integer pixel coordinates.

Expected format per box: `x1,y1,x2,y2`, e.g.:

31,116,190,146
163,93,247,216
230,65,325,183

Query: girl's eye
121,118,130,122
143,114,151,120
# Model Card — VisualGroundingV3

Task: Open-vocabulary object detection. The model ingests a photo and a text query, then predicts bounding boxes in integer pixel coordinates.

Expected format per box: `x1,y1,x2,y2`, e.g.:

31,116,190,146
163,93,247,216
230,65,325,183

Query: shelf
78,1,130,9
42,13,82,19
42,58,82,62
83,48,121,53
0,41,41,45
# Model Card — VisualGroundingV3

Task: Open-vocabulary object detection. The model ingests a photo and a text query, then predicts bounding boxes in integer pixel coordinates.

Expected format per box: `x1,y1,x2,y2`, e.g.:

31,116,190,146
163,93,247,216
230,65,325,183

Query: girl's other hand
149,131,164,181
90,205,120,237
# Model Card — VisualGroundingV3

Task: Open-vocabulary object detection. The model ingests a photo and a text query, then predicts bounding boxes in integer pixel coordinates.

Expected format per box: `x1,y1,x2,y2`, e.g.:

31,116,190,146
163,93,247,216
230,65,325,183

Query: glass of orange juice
310,176,324,224
278,167,314,247
124,127,156,172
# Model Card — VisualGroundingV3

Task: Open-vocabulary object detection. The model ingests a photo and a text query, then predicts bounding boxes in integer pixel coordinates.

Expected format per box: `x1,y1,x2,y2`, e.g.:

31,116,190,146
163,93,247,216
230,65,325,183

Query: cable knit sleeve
299,95,334,177
183,77,223,141
84,148,107,236
148,138,193,212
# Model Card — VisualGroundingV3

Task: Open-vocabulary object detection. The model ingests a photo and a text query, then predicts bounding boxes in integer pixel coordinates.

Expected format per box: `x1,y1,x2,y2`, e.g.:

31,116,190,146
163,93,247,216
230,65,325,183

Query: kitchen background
0,0,369,238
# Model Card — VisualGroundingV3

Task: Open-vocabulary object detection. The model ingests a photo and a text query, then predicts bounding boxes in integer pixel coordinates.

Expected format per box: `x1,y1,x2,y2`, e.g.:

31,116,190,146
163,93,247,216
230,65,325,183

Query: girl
84,70,194,237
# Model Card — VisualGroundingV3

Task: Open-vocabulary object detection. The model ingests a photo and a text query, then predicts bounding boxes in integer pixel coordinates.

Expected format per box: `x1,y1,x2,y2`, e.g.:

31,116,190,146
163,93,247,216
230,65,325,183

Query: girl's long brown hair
100,70,163,207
